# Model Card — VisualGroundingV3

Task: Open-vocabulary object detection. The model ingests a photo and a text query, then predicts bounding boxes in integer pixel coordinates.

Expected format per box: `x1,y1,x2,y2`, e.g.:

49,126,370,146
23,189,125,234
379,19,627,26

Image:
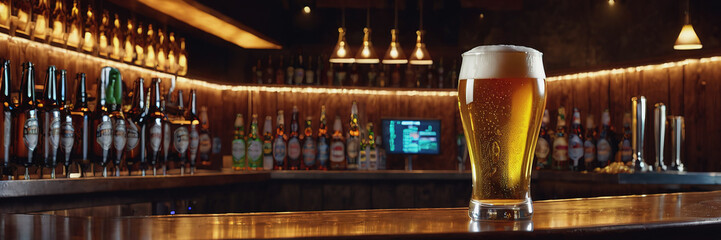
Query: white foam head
458,45,545,80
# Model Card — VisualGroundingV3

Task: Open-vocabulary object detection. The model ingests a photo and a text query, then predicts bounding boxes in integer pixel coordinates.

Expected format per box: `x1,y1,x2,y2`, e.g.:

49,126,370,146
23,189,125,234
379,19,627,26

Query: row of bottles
231,102,387,171
535,107,633,172
0,59,206,180
250,54,459,89
0,0,188,75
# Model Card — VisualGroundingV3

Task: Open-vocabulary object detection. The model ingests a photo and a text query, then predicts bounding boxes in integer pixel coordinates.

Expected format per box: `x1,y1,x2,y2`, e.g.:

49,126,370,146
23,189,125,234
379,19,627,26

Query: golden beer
458,45,546,220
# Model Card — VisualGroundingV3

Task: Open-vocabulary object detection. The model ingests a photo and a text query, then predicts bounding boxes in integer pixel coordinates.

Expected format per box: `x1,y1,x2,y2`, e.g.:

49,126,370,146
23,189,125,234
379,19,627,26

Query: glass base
468,198,533,221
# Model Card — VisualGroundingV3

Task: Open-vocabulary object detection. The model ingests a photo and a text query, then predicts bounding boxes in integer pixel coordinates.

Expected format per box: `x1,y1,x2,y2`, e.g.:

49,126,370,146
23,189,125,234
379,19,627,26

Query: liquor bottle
391,64,401,87
262,116,273,170
71,73,90,177
358,127,367,170
534,109,551,170
125,78,145,176
426,65,434,88
146,78,164,175
144,24,156,68
98,10,109,57
16,62,40,179
376,135,386,170
171,90,189,172
305,55,314,85
13,0,32,38
584,115,597,171
349,64,359,86
449,60,458,89
286,56,294,85
366,123,377,171
346,101,360,170
58,71,73,178
187,90,200,174
294,52,305,85
596,109,616,168
619,113,632,163
275,55,285,85
66,0,82,50
81,4,96,53
335,64,347,86
568,108,584,171
160,98,171,175
552,107,569,170
404,63,415,88
329,116,345,170
178,37,188,76
287,106,301,170
272,110,287,170
134,23,145,66
367,64,378,87
109,14,122,60
0,60,14,180
156,28,167,71
231,114,246,171
123,19,135,63
437,58,445,89
198,106,212,168
265,56,274,84
32,0,50,42
325,62,334,86
301,116,316,170
93,67,113,177
247,114,263,170
378,64,388,87
167,32,178,73
41,66,61,178
254,59,263,84
316,106,329,170
107,70,126,177
50,0,66,45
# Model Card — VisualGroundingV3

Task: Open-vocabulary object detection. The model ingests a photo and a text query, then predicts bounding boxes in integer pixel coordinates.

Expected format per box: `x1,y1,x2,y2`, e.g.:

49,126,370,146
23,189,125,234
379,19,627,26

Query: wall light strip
547,56,721,82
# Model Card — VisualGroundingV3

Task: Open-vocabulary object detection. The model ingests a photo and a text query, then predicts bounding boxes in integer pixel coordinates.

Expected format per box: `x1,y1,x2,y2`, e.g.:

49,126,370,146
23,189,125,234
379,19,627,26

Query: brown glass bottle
0,59,15,179
329,116,346,170
42,66,61,178
15,62,40,179
272,110,286,170
58,70,74,178
146,78,164,176
171,90,189,171
286,106,301,170
125,78,145,176
71,73,91,177
186,90,199,174
93,67,113,177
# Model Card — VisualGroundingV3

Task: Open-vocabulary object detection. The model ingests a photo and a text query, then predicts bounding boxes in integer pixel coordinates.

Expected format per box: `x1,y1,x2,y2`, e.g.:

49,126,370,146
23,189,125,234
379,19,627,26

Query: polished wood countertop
4,190,721,239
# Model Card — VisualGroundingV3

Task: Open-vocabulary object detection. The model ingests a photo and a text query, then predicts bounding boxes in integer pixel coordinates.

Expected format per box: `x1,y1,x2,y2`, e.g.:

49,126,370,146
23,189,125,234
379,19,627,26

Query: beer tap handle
654,103,667,171
669,116,685,172
632,96,649,172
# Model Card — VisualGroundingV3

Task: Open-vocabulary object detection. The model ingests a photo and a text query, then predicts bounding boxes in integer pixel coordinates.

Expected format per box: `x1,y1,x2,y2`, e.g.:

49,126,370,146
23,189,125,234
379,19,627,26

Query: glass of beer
458,45,546,220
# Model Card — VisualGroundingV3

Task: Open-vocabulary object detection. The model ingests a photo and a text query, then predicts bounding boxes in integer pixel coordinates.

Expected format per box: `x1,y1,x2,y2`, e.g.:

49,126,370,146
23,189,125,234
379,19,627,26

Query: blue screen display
381,119,441,155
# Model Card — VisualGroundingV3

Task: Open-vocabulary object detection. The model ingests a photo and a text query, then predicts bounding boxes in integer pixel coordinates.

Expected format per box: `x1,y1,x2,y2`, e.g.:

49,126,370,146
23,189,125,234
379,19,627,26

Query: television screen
381,119,441,155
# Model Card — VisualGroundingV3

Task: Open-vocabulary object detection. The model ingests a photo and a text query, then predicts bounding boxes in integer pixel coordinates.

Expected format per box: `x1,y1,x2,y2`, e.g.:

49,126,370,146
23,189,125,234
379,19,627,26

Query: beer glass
458,45,547,220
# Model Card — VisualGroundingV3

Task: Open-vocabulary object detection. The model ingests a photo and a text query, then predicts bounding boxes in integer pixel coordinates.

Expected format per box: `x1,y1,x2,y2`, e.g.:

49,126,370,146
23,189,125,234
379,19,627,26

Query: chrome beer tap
654,103,667,171
632,96,649,172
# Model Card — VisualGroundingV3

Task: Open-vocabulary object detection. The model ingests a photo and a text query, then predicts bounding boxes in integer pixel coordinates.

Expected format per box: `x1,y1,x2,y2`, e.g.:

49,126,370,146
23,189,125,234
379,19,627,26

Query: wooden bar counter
3,190,721,239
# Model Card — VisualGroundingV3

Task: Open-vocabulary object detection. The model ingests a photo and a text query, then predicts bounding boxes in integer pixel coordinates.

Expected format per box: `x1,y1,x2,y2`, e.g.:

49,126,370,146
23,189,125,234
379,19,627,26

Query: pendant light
674,0,702,50
382,0,407,64
329,7,354,63
409,0,432,65
355,7,379,64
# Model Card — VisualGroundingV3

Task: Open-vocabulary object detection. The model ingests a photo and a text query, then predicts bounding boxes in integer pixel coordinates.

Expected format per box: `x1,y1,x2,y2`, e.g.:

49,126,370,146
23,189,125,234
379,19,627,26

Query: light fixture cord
394,0,398,29
419,0,423,30
685,0,690,24
366,5,370,27
342,6,346,28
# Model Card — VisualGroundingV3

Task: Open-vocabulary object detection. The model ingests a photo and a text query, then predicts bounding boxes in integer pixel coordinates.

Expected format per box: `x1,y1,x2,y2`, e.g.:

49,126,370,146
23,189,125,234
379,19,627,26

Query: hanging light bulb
329,27,354,63
355,27,379,64
409,30,432,65
674,4,702,50
409,0,432,65
383,0,407,65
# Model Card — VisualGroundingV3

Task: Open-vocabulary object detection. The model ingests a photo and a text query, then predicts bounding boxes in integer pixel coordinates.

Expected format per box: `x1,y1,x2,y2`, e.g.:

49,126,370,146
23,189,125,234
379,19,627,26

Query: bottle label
163,123,171,156
552,137,568,162
584,140,596,164
359,147,368,169
3,112,10,148
247,140,262,165
96,120,113,151
305,70,314,84
302,138,316,166
126,121,139,150
330,141,345,163
113,118,127,152
317,140,329,166
231,139,246,165
597,139,611,163
61,119,74,154
568,134,584,166
189,126,200,156
149,123,162,152
347,138,359,160
294,68,304,84
287,138,301,159
273,138,286,165
369,148,378,170
174,127,190,153
23,116,39,151
535,138,550,159
49,114,61,150
621,139,632,162
199,133,211,154
263,140,273,170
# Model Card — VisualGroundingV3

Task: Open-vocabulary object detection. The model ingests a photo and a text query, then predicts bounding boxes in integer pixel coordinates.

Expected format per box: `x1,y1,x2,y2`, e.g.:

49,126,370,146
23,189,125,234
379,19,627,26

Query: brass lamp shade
329,27,355,63
355,27,379,64
674,24,702,50
409,30,432,65
382,29,408,64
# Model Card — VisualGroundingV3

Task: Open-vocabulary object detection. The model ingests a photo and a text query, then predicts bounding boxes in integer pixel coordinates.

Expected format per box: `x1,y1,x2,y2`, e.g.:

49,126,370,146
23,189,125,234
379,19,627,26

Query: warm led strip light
0,31,176,79
547,56,721,82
